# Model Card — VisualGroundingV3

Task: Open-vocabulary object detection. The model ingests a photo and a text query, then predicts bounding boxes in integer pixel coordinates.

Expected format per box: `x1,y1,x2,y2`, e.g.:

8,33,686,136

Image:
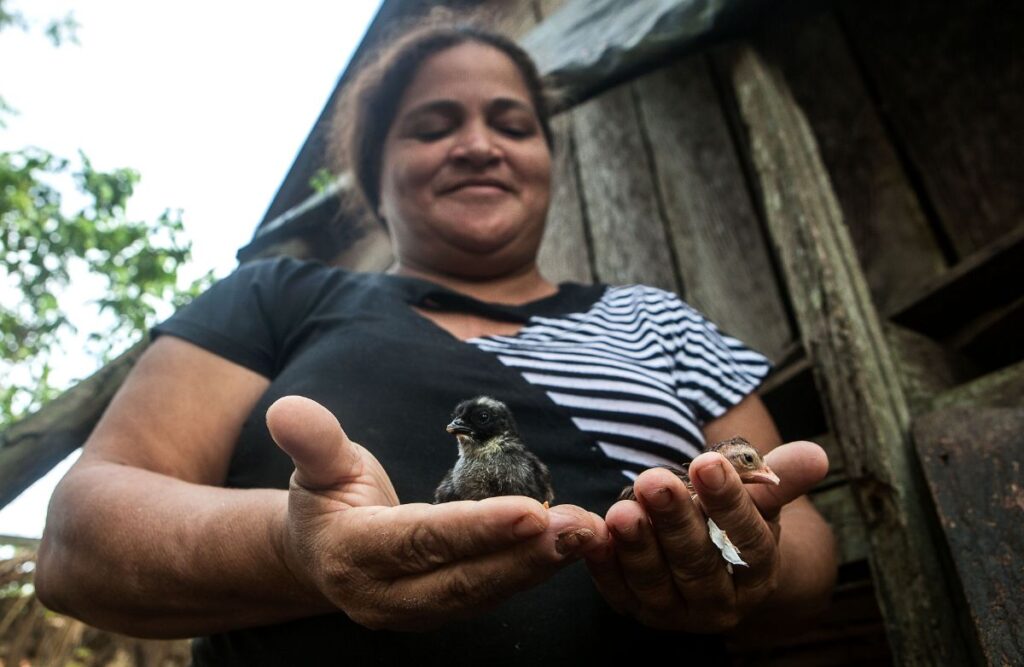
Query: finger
266,395,361,491
688,452,777,584
605,499,683,614
379,506,608,628
355,500,543,576
745,441,829,520
347,498,600,577
631,468,734,611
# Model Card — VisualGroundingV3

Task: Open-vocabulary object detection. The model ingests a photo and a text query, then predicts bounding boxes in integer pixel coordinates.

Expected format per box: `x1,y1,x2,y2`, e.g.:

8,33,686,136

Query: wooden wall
472,0,1021,664
330,0,1021,663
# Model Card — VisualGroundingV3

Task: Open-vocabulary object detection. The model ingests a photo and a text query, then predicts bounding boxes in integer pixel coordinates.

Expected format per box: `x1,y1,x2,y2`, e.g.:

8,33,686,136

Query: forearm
735,497,837,639
35,459,334,638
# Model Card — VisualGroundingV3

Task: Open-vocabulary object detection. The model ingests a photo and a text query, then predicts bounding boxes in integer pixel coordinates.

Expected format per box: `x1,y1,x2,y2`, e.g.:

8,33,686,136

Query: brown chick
616,436,780,572
617,436,779,501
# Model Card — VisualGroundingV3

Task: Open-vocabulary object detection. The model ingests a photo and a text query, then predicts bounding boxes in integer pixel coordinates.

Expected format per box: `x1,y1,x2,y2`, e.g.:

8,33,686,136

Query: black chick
617,436,779,501
434,396,555,505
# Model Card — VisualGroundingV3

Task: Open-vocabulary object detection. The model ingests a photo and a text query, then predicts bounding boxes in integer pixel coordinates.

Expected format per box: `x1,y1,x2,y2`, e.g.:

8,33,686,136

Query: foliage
0,3,211,423
0,0,78,46
309,167,337,194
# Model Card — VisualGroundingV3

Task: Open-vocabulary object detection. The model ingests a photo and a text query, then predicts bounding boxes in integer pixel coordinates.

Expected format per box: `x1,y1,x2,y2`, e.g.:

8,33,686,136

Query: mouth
441,178,512,194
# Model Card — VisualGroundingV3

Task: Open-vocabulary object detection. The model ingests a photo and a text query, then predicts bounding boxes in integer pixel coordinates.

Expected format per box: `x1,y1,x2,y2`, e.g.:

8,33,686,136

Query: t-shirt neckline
373,272,607,324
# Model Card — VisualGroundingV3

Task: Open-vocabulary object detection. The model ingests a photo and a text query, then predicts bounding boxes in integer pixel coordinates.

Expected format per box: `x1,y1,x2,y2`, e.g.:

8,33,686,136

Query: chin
442,215,532,253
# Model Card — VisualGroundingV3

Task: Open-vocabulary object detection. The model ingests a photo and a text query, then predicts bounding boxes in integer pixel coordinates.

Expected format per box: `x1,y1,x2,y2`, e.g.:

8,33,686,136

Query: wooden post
728,45,971,665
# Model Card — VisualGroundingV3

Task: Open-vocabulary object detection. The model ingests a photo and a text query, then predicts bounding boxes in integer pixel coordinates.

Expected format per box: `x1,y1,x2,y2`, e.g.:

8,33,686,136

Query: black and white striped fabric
469,285,771,480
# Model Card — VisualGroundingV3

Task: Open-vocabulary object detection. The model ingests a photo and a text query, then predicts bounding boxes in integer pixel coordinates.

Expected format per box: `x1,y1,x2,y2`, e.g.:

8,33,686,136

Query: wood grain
537,114,593,283
757,10,946,312
913,407,1024,667
729,44,971,665
572,82,680,291
634,55,792,362
840,0,1024,257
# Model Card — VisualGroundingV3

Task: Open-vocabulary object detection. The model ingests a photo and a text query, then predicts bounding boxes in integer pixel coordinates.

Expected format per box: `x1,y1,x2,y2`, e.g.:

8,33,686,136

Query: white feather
707,518,748,568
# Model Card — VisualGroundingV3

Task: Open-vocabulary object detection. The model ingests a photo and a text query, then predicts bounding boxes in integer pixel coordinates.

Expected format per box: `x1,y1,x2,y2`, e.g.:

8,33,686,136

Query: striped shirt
469,284,772,480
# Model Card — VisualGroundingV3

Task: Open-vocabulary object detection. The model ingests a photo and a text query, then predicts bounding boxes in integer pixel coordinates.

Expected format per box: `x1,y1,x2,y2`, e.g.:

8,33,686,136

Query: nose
449,121,501,168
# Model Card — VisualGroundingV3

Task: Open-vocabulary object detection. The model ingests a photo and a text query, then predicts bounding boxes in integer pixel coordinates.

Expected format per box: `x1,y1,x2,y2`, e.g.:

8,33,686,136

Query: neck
389,261,556,305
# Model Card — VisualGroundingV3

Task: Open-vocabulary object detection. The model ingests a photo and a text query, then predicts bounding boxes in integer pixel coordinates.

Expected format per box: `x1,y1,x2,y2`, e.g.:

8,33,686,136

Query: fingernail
698,462,726,490
612,517,643,543
555,528,595,555
513,513,546,539
643,486,672,510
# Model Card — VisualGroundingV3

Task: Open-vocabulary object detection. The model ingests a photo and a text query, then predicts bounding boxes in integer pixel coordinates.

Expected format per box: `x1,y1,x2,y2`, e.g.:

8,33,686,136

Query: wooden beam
887,224,1024,338
0,340,147,510
728,44,970,665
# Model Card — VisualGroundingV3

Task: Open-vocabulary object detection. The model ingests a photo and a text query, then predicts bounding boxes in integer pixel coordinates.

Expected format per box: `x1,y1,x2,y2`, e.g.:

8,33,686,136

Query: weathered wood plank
930,359,1024,412
913,407,1024,667
810,482,867,566
0,340,145,509
757,10,946,313
729,45,970,665
839,0,1024,257
571,83,679,291
537,115,593,283
634,55,792,363
883,323,974,417
887,224,1024,339
473,0,539,39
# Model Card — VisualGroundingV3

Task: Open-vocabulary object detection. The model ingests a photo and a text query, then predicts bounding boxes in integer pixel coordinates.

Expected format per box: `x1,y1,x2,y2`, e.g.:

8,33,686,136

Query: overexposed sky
0,0,383,538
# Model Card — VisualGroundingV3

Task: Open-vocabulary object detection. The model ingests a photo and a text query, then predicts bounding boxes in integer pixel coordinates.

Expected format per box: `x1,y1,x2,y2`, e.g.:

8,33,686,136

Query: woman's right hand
266,395,608,631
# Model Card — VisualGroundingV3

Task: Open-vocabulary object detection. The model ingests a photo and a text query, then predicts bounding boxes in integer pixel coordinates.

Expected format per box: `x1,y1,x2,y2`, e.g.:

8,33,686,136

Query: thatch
0,544,190,667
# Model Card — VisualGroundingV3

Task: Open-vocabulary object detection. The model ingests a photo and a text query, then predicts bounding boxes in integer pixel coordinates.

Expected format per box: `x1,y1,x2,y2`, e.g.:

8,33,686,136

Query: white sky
0,0,383,539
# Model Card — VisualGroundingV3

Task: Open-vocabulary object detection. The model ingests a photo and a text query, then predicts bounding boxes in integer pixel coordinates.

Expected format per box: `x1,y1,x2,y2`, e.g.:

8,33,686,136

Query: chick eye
742,453,754,464
477,411,490,423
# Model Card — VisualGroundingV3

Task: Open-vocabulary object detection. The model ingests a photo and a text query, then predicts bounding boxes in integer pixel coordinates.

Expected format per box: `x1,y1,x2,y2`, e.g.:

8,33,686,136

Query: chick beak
446,418,472,436
742,464,780,486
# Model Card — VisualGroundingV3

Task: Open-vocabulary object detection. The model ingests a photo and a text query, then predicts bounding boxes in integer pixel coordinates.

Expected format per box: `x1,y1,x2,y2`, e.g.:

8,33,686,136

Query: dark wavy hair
330,24,554,219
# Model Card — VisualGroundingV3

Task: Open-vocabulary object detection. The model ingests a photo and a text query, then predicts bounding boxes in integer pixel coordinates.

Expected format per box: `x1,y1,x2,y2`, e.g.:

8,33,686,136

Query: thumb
747,440,829,520
266,395,362,491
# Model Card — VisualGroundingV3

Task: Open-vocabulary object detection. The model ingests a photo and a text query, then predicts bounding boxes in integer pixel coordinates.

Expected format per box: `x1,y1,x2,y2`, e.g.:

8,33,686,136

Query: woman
35,25,836,664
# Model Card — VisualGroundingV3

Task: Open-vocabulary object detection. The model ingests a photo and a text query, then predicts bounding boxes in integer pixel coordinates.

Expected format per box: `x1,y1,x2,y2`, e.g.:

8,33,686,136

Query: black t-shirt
153,257,771,665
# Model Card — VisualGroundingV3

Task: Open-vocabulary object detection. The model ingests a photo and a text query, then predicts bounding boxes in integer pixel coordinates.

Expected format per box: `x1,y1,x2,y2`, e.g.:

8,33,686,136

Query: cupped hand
266,395,608,631
587,441,828,633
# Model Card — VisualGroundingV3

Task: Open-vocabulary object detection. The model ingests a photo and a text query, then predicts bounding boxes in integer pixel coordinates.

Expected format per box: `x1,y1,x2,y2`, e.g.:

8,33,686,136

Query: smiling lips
440,178,513,195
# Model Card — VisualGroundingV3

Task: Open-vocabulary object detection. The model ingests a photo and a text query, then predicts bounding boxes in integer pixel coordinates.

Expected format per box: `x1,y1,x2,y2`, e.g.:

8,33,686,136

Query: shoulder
597,283,700,319
228,255,344,287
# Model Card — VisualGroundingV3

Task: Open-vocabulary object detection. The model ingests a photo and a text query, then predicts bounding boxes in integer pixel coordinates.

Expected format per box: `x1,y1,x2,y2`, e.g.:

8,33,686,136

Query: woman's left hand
586,441,828,633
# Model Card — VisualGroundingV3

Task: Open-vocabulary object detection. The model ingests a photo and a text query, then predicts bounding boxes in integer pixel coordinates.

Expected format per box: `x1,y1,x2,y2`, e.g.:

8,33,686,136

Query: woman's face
378,42,552,278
